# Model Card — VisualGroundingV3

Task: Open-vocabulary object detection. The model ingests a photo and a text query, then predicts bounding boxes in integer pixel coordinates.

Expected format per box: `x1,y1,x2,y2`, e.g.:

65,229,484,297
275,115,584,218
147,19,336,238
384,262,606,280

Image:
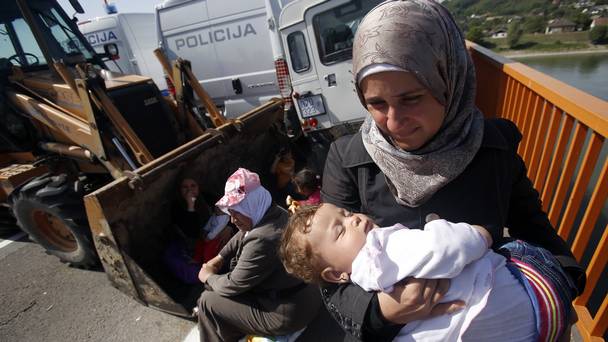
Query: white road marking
182,324,304,342
0,232,26,249
183,326,199,342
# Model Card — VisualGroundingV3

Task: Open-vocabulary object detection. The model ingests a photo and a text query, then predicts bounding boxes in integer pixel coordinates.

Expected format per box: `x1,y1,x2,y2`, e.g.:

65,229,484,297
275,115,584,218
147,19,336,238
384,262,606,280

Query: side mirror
69,0,85,14
102,43,119,60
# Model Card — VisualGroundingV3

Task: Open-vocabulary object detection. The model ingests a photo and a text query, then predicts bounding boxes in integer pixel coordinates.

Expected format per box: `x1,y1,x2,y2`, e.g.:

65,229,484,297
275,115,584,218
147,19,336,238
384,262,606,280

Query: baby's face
307,203,377,278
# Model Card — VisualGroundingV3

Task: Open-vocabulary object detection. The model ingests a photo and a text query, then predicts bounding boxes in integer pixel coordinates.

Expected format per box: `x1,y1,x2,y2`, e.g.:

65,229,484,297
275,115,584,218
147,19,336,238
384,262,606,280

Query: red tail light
274,58,293,106
165,75,175,97
308,118,318,128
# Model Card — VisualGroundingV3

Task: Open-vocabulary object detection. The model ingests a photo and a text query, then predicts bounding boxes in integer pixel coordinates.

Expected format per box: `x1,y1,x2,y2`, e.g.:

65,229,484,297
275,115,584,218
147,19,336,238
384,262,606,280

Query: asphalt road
0,230,585,342
0,233,195,342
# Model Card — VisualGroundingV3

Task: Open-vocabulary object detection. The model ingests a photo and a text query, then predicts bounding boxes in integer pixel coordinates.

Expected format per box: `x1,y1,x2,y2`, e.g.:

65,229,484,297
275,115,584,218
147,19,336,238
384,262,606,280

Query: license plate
297,94,326,118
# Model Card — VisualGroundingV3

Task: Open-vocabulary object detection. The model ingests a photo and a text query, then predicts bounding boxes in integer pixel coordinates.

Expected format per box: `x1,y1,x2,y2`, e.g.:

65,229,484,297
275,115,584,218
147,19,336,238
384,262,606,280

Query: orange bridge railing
468,42,608,342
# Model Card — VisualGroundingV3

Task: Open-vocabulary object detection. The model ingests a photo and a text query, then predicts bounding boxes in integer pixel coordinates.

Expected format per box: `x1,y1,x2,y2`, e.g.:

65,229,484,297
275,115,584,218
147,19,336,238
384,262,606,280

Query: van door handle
232,78,243,94
323,73,337,87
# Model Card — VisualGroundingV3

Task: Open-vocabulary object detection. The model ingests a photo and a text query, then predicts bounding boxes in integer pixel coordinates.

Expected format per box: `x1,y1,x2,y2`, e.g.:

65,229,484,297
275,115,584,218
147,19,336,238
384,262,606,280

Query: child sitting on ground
286,168,321,213
279,203,576,342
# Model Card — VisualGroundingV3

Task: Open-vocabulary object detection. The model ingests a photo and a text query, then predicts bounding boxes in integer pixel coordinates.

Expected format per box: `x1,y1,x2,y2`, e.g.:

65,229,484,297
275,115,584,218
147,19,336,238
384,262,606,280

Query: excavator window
0,0,100,70
36,6,93,62
0,24,17,58
0,4,46,69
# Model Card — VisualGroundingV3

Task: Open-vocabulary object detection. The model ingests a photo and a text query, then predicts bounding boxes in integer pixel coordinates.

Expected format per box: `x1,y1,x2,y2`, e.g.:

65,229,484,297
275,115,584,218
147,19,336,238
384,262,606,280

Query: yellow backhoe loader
1,0,288,314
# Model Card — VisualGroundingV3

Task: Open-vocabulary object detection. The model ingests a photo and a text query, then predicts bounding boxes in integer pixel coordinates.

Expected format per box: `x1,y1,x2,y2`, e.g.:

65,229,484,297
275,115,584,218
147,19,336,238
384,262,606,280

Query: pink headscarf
216,168,272,226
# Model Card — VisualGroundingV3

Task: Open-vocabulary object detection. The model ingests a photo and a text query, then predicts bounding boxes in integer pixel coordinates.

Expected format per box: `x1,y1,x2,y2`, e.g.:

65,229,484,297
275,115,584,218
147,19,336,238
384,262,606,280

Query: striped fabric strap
511,259,565,342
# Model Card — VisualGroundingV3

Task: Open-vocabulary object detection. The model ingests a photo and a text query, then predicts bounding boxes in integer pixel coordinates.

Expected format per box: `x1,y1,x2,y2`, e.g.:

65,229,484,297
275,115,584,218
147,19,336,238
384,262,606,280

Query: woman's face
361,71,446,151
228,209,253,231
180,178,199,199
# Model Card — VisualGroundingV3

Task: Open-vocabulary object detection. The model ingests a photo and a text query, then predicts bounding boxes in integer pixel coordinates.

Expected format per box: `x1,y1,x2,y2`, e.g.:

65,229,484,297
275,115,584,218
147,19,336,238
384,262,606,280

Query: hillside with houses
444,0,608,53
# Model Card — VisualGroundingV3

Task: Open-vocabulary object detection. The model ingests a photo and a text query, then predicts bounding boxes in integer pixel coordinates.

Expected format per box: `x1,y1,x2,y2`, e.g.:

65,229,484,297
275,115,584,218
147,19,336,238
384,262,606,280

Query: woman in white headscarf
320,0,584,340
197,168,320,342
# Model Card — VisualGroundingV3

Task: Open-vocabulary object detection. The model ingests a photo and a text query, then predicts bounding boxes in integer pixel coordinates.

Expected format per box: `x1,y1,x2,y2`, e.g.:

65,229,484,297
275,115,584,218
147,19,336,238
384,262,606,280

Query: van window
287,32,310,73
312,0,382,65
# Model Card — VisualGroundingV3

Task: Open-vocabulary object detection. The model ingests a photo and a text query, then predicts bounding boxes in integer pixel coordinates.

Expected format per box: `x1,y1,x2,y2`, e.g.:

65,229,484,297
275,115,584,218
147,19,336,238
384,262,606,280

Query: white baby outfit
350,220,536,342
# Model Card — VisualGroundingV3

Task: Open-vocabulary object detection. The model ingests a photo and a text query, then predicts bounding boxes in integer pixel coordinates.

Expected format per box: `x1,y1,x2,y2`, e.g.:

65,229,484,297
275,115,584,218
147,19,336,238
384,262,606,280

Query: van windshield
313,0,383,65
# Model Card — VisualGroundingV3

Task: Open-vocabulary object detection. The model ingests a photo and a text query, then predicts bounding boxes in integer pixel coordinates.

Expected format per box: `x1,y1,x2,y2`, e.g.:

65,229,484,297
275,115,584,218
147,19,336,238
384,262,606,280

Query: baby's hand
471,225,493,248
288,201,300,214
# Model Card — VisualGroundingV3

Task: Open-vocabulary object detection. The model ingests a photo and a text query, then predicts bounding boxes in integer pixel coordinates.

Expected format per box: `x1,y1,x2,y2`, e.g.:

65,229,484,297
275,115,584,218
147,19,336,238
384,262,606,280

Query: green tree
589,26,608,44
507,21,523,48
523,16,546,33
552,8,566,18
466,25,485,44
569,12,592,30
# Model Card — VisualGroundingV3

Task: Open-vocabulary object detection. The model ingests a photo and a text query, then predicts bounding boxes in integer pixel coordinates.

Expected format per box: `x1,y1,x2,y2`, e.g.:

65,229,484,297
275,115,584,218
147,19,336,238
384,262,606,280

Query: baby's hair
279,204,325,284
292,168,321,192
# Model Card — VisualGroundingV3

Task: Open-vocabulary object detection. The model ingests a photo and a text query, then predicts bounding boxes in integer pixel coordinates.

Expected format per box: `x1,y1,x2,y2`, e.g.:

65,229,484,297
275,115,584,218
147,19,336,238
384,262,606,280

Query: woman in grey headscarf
320,0,584,340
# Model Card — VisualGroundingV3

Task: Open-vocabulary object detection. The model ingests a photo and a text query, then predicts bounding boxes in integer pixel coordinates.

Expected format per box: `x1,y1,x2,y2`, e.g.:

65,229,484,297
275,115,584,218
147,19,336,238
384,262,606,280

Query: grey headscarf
353,0,484,207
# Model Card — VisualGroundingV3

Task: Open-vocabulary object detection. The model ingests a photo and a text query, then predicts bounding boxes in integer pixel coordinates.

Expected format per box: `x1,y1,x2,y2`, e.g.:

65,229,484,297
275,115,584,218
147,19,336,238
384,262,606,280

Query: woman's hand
198,264,214,283
377,278,465,324
198,255,224,283
184,190,196,211
205,255,224,273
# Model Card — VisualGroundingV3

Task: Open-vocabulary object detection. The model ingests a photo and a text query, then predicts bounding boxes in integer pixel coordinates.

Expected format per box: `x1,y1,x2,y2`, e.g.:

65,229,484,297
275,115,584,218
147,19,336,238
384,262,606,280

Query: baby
279,203,575,342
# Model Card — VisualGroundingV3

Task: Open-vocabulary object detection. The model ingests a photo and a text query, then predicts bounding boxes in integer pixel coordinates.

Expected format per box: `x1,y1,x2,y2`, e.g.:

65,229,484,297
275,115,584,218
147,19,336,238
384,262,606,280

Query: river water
513,52,608,101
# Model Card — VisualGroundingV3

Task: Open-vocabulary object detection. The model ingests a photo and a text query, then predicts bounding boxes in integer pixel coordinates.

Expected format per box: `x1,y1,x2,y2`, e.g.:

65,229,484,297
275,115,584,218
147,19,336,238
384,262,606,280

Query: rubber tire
10,175,99,268
0,207,19,235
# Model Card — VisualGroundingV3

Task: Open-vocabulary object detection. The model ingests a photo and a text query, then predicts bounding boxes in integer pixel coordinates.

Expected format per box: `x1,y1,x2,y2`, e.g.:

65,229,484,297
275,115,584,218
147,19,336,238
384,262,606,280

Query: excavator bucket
83,99,287,316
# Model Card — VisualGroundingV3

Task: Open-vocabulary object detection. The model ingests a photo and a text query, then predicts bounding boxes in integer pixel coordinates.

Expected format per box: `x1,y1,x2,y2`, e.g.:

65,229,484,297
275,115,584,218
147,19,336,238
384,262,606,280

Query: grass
484,31,596,53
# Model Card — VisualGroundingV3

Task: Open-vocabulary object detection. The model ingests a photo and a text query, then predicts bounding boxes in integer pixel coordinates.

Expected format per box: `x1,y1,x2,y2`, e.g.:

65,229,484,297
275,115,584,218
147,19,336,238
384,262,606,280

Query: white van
78,13,167,91
156,0,295,118
278,0,383,136
156,0,381,135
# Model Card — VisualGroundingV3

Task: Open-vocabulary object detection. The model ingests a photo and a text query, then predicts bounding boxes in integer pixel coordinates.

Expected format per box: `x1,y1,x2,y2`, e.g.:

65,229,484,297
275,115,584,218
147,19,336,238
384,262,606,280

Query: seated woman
196,168,320,342
268,149,303,207
163,175,233,284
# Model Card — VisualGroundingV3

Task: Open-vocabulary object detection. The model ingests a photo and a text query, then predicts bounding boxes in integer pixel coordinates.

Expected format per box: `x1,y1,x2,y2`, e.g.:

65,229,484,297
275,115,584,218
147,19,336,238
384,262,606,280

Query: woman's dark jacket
206,205,304,296
320,118,585,341
172,200,211,240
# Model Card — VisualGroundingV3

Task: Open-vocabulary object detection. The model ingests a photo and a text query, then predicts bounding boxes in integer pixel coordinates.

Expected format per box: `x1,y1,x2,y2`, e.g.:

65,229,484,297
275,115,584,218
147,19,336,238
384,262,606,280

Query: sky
58,0,445,20
58,0,161,20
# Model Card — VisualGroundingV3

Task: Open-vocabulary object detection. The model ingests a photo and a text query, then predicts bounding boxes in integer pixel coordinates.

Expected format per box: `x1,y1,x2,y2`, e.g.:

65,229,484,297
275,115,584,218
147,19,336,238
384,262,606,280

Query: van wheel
10,174,99,268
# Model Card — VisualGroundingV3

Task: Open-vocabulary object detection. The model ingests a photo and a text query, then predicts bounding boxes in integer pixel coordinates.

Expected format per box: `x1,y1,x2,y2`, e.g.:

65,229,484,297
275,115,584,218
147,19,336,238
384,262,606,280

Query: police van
157,0,382,135
78,13,167,91
156,0,295,118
